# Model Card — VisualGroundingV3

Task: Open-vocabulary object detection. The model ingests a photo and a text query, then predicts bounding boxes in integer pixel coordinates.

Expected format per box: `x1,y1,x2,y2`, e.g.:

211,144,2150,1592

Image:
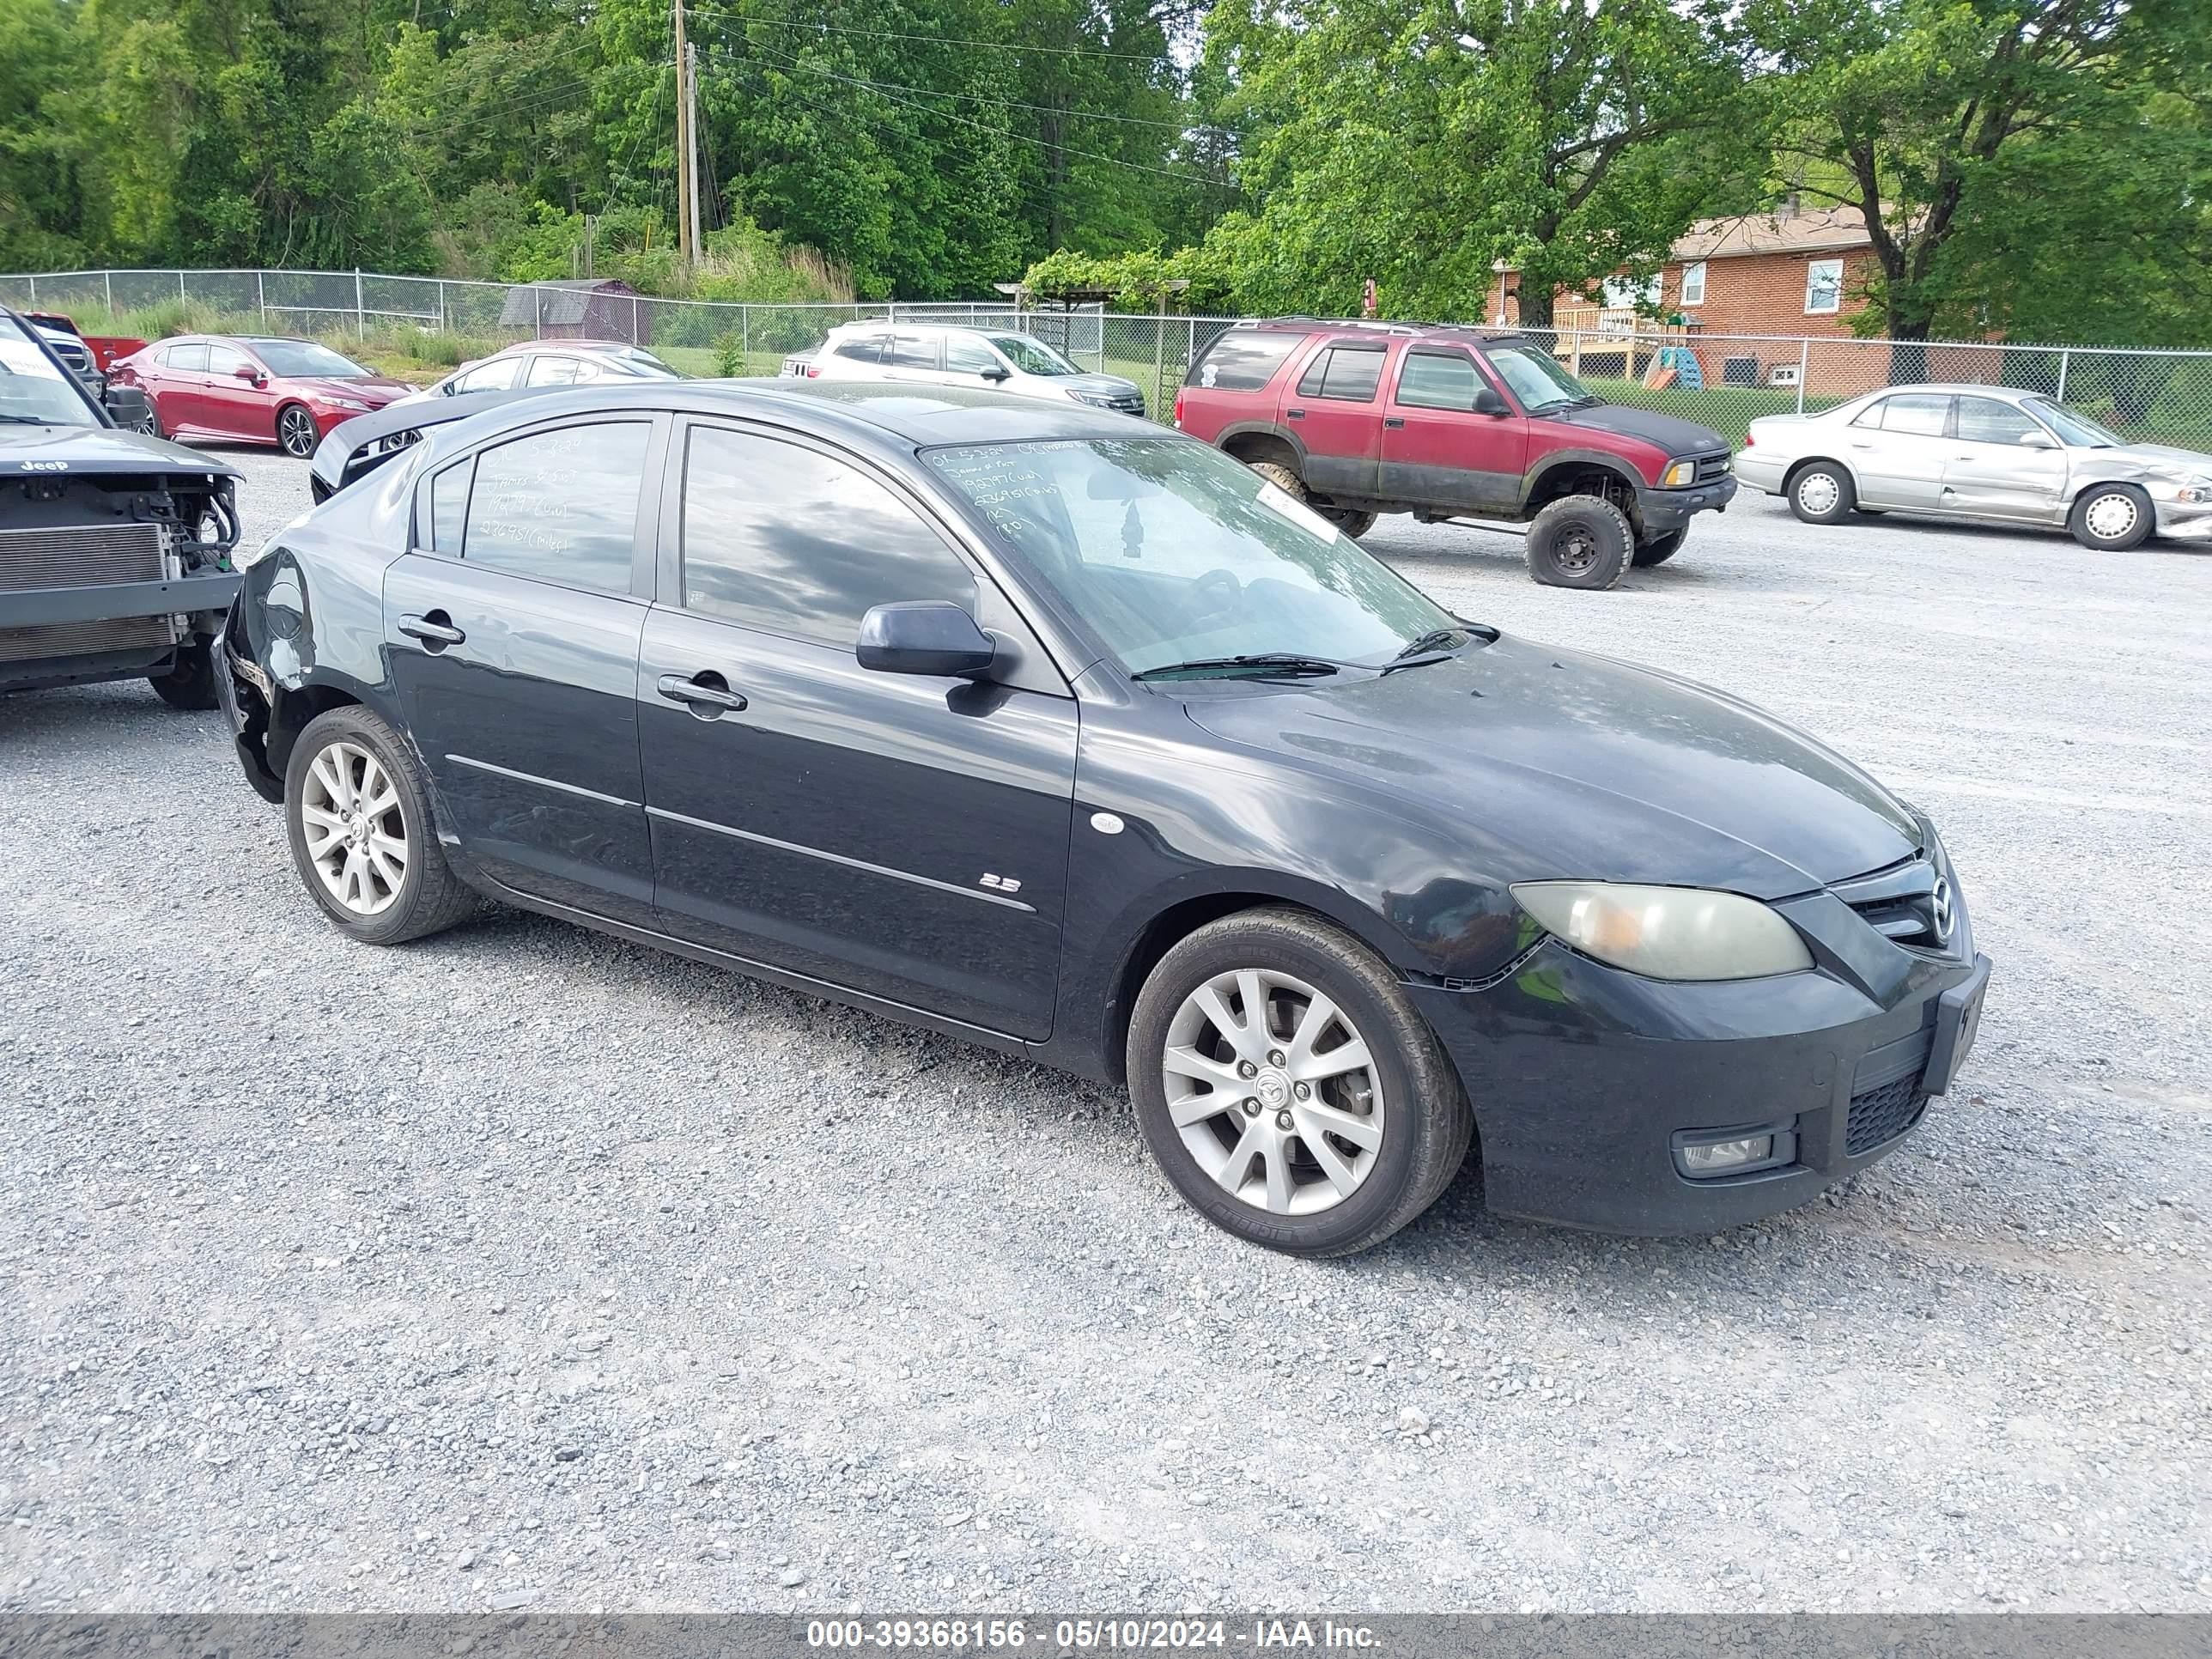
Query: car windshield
2024,397,2124,447
0,314,99,427
925,436,1459,678
988,335,1079,377
1485,342,1595,412
248,339,371,379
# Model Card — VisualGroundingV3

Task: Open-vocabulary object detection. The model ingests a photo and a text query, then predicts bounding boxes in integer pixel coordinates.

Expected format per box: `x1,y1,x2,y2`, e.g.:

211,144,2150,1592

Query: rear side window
833,335,888,365
1859,392,1951,436
679,426,975,647
1186,331,1302,392
462,421,650,592
167,343,209,371
889,333,941,370
1295,344,1387,403
428,461,471,554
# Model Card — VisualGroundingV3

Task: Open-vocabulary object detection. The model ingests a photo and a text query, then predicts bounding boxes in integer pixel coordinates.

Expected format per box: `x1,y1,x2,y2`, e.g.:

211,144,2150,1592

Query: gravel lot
3,444,2208,1616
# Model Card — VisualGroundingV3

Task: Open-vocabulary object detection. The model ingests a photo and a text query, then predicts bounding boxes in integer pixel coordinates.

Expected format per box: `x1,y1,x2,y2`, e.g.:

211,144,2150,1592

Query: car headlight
2175,475,2212,504
325,397,370,412
1510,881,1814,981
1660,459,1700,488
1069,390,1121,408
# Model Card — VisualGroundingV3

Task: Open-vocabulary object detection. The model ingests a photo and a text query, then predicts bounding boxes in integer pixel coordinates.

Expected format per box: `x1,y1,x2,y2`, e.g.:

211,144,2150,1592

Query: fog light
1680,1134,1773,1174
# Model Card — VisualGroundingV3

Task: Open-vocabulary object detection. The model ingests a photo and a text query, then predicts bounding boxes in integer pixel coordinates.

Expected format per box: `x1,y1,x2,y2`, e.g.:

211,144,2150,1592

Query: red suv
1175,319,1736,588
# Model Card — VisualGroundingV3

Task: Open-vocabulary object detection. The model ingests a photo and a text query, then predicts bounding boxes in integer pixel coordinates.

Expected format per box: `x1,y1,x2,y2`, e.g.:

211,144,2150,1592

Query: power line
686,6,1176,65
714,37,1237,191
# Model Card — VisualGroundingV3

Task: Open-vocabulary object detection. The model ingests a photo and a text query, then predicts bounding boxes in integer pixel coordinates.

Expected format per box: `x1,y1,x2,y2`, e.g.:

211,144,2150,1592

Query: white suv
784,323,1148,416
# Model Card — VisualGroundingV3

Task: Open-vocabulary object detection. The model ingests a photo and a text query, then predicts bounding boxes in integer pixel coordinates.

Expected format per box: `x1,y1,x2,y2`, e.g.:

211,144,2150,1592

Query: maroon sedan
109,336,416,458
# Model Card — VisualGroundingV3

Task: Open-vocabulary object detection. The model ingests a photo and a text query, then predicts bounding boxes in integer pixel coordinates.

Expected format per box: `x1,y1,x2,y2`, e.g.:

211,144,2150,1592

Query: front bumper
1413,935,1990,1236
1,571,242,628
2153,496,2212,540
1637,472,1738,534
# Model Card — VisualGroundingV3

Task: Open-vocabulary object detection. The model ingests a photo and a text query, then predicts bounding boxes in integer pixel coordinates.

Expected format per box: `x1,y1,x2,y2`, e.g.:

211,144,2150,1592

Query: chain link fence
6,268,2209,453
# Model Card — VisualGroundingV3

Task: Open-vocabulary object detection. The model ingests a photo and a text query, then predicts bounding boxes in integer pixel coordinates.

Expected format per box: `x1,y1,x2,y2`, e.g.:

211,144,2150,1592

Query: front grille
1845,1075,1929,1156
0,521,169,592
1695,452,1731,483
1831,853,1954,952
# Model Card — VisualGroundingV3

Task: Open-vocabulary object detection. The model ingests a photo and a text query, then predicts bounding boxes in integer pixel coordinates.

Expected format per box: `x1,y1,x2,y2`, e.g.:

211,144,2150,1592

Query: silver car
791,321,1148,415
1735,383,2212,550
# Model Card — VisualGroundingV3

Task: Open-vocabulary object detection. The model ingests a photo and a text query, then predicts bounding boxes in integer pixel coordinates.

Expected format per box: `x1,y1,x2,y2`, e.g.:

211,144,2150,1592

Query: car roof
1225,317,1534,352
485,338,656,356
428,377,1146,450
1844,383,2042,401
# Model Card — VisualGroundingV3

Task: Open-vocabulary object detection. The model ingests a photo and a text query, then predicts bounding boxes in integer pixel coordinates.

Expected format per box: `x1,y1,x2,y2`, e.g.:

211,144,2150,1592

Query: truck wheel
285,706,481,945
2068,482,2153,550
1127,905,1474,1257
148,638,219,710
1787,461,1854,525
1632,527,1686,568
1525,495,1632,589
1318,507,1377,538
1248,459,1306,498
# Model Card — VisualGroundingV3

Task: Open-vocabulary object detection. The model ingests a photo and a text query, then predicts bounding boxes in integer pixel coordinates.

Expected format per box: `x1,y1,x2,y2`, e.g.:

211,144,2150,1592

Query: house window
1680,261,1707,307
1601,274,1662,312
1805,258,1844,314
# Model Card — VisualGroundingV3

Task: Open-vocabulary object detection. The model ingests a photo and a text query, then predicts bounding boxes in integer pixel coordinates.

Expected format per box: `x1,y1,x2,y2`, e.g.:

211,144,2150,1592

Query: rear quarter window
1186,331,1304,392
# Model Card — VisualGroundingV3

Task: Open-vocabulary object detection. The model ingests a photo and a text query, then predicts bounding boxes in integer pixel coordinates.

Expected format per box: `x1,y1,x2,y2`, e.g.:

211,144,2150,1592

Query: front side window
205,344,249,379
526,356,586,387
680,427,975,646
462,421,649,592
1805,258,1844,314
1186,330,1300,392
1295,345,1387,403
1955,398,2045,446
0,313,98,427
945,335,1001,375
1483,343,1591,414
249,339,370,378
924,436,1455,678
1680,261,1707,307
988,335,1079,377
1395,349,1482,411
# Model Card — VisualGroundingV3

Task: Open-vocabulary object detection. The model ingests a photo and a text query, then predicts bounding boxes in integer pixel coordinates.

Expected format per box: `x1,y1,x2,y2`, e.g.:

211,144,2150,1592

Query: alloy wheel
1796,471,1841,516
279,407,319,458
300,740,408,916
1160,968,1385,1216
2084,490,2138,541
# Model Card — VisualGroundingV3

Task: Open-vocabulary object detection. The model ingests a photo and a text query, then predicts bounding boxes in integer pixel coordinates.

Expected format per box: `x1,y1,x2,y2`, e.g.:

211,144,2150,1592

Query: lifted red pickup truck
1174,319,1736,589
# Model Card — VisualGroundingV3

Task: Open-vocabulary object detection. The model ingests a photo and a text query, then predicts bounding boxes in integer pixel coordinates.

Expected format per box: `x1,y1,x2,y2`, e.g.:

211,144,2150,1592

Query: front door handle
1285,407,1305,420
1848,441,1874,450
657,672,749,716
398,612,465,647
1382,416,1406,428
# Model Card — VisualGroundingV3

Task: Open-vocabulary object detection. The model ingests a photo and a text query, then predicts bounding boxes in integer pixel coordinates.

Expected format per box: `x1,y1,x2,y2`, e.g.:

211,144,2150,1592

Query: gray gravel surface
3,446,2208,1615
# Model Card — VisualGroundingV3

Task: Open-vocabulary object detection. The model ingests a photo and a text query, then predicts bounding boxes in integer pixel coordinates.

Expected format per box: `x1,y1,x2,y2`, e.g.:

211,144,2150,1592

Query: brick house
1483,204,1972,394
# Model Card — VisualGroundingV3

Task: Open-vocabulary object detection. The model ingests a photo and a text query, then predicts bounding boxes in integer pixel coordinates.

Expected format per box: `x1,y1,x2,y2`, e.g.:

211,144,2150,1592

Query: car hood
2105,442,2212,477
1553,401,1729,455
0,422,243,479
1180,633,1920,897
294,377,414,403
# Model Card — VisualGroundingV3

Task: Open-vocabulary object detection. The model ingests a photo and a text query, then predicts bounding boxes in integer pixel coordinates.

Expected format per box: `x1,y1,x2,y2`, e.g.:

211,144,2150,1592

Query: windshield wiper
1133,653,1348,682
0,414,64,425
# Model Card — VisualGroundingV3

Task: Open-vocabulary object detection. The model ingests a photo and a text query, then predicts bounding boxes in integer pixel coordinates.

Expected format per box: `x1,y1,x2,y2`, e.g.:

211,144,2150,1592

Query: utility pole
672,0,693,265
684,40,703,262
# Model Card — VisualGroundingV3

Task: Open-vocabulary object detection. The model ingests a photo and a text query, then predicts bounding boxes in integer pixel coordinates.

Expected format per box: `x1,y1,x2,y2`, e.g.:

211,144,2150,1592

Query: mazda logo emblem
1930,878,1954,943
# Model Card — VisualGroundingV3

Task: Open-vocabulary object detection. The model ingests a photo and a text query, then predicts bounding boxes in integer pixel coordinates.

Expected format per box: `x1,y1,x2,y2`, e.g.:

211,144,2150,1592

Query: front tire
147,637,219,710
2069,482,2153,550
1631,527,1687,568
1127,907,1474,1256
276,404,320,459
284,706,479,945
1787,461,1855,525
1525,494,1632,589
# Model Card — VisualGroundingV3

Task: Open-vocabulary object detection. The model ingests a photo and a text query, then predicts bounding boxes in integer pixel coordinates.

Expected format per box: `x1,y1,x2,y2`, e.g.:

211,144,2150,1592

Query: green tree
1198,0,1762,324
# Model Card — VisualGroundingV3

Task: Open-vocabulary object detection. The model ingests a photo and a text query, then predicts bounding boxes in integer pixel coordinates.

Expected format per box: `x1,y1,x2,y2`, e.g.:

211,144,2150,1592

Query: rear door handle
1382,416,1406,428
1285,407,1305,420
398,612,465,647
656,672,749,715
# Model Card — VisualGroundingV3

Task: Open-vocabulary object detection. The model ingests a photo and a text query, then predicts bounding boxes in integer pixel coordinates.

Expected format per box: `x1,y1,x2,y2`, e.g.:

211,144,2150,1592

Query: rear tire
1248,459,1305,498
1631,527,1686,568
147,638,219,710
285,706,480,945
1127,906,1474,1256
1787,461,1855,525
1525,494,1632,589
2068,482,2153,550
1319,507,1377,538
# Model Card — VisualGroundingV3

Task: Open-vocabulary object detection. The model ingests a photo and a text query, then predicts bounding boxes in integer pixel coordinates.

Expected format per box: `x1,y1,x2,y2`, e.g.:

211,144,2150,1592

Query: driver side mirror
981,365,1011,382
856,601,997,678
234,364,262,382
2019,428,2058,450
1473,386,1510,417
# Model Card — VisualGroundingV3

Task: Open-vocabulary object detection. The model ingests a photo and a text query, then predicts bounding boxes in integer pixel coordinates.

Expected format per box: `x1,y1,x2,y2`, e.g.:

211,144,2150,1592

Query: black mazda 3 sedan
216,380,1990,1256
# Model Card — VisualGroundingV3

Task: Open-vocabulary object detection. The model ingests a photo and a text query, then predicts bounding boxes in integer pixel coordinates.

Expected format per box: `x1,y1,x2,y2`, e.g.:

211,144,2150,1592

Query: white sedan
1735,383,2212,550
783,322,1148,415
